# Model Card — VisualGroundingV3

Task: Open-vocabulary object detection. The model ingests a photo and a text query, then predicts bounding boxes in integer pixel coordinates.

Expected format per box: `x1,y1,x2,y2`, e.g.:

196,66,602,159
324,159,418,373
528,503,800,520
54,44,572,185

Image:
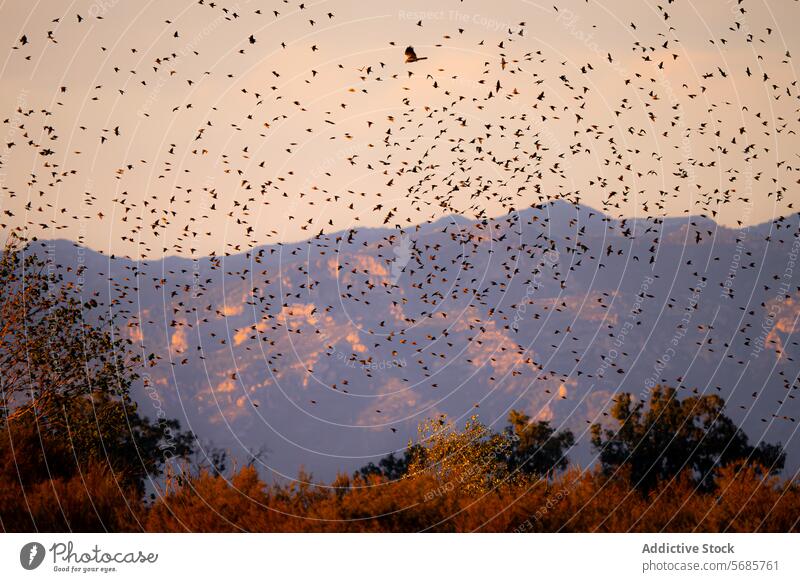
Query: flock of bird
2,0,799,454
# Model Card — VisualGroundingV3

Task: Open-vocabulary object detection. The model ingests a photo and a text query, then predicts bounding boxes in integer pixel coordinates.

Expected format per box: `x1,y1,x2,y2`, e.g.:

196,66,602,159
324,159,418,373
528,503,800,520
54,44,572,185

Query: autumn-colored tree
405,415,514,495
0,237,194,497
590,386,785,492
357,410,575,483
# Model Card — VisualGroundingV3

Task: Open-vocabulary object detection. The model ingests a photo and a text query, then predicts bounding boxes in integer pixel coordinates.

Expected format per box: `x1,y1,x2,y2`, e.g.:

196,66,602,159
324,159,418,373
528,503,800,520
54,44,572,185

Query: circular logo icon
20,542,46,570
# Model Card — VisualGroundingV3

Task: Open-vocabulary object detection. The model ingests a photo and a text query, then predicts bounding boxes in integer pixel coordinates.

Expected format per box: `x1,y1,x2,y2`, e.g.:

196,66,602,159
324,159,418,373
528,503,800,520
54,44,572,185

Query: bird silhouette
404,46,427,63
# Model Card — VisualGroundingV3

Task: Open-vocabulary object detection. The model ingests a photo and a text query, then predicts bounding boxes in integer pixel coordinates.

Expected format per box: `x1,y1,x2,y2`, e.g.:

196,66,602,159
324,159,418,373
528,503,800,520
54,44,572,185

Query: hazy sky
1,0,798,258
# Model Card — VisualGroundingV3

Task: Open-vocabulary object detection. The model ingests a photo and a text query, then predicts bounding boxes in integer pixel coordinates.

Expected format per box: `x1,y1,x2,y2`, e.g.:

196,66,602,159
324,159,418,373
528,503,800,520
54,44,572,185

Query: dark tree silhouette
591,386,785,492
503,410,575,476
355,445,423,481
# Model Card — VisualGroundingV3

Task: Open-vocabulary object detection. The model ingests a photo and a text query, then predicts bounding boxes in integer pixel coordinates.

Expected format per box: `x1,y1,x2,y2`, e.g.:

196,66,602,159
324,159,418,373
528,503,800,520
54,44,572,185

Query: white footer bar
1,533,797,581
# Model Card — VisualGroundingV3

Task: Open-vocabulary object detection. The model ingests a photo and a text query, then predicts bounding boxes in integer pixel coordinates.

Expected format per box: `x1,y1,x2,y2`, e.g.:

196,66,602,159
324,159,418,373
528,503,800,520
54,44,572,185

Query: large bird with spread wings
404,46,427,63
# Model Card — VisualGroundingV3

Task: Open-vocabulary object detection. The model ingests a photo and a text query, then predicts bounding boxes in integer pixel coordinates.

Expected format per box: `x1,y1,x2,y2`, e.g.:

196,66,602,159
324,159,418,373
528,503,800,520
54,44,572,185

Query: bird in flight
404,46,427,63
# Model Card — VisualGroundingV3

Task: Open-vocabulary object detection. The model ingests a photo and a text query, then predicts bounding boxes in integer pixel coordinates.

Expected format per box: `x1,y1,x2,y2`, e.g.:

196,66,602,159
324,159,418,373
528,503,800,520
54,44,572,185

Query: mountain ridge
31,199,789,263
24,201,800,481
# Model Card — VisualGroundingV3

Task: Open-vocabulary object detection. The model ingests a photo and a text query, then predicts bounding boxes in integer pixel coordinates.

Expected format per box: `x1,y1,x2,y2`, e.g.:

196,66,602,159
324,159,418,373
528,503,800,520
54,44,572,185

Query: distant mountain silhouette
32,202,800,481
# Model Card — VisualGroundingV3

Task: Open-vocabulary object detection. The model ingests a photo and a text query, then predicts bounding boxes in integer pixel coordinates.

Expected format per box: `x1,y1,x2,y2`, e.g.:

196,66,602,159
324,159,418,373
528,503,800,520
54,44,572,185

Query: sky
1,0,798,258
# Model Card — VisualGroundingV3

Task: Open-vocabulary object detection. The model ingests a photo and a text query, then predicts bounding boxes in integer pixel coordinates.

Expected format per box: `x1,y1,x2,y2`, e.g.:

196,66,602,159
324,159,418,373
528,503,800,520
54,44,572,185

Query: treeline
1,240,798,532
142,398,797,532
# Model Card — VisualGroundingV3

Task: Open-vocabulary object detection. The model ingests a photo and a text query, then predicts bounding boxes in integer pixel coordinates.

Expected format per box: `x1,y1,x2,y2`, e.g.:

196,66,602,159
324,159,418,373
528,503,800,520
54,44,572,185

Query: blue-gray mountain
35,201,800,480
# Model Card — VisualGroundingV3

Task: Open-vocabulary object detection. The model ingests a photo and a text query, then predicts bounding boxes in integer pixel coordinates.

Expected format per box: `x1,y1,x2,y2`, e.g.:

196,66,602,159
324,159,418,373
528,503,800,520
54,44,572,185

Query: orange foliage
143,463,800,533
0,464,142,532
3,458,798,532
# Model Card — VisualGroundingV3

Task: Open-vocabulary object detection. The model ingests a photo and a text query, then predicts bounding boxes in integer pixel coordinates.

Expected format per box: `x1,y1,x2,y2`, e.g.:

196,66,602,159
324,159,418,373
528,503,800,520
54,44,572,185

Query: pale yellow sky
1,0,798,258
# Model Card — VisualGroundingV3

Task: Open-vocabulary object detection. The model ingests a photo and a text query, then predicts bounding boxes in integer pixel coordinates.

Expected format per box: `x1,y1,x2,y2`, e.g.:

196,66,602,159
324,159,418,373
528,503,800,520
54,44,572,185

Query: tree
356,411,575,484
405,415,514,495
591,386,785,492
0,236,194,494
504,410,575,476
355,445,422,481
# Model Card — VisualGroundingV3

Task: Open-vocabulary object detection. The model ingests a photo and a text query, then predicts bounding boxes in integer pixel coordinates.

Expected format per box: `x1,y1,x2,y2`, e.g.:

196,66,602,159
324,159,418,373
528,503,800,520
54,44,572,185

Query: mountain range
32,201,800,480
